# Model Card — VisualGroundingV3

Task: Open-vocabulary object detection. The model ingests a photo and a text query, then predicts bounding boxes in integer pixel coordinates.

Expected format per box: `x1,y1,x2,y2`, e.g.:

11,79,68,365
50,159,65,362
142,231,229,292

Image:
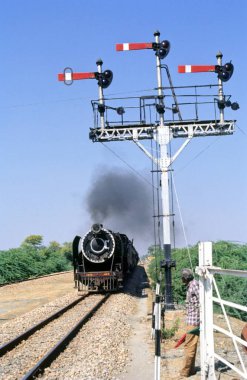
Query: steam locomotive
72,223,139,292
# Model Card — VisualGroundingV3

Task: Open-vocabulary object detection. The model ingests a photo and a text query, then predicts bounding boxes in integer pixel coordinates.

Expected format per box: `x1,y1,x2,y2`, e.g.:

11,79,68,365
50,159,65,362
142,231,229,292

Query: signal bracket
89,119,235,143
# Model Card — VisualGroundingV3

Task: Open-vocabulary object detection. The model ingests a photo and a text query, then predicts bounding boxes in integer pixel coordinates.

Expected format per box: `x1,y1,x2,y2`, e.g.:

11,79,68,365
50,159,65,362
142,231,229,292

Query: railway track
0,293,110,380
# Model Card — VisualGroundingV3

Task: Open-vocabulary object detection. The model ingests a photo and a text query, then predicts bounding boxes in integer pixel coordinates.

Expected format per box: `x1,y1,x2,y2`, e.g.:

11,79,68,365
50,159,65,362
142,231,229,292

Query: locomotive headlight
91,223,103,234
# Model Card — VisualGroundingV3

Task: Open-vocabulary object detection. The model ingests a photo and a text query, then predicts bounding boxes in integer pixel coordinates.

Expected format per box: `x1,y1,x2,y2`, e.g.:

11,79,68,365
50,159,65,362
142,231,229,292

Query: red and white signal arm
58,72,96,81
116,42,153,51
178,65,216,73
58,71,95,82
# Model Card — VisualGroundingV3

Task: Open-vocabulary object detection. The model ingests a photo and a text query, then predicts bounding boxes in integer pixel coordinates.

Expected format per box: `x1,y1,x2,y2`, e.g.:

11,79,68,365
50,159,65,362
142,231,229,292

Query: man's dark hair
181,268,194,281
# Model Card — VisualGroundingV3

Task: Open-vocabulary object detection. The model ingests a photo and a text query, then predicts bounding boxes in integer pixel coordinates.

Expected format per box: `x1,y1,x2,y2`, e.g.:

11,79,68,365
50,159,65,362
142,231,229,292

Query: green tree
43,241,61,257
0,238,73,284
147,245,163,288
61,242,73,262
21,235,43,248
48,241,61,251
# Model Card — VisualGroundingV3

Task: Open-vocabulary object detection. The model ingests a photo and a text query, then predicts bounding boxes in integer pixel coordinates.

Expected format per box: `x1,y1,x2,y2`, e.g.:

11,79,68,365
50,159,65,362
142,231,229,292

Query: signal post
153,31,174,309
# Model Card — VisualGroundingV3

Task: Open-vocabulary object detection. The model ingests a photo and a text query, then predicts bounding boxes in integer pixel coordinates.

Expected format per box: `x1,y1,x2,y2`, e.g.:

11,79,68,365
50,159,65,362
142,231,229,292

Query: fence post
154,282,161,380
151,301,155,339
198,241,216,380
152,282,160,339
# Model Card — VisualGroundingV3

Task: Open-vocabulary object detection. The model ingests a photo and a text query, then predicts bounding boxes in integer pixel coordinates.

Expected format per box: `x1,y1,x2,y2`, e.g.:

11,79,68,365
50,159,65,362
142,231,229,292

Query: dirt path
118,287,154,380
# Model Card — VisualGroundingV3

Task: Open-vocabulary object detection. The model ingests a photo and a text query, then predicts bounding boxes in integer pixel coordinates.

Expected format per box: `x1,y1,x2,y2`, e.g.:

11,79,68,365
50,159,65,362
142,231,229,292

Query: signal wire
149,103,162,281
168,132,176,250
0,83,220,110
154,121,162,283
171,172,193,272
176,136,221,173
237,125,247,137
152,134,162,251
151,136,159,281
150,101,162,253
100,142,157,189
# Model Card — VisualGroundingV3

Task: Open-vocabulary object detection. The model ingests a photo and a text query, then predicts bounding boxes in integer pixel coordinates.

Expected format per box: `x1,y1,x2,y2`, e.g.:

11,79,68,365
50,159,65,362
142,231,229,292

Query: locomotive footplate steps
77,271,123,292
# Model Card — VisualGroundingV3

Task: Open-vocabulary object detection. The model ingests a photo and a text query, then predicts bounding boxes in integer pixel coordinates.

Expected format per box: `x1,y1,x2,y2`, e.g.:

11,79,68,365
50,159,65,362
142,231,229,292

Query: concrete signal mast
58,31,238,309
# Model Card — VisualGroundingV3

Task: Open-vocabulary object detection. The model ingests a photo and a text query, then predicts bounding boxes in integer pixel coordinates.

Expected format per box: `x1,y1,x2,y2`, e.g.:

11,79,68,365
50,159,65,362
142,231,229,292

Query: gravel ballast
0,295,106,380
0,268,151,380
40,293,137,380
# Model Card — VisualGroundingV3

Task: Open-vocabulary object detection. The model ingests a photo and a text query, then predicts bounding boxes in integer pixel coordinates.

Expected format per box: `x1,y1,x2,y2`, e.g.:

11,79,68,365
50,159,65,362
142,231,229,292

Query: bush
162,318,180,339
0,240,73,284
147,241,247,321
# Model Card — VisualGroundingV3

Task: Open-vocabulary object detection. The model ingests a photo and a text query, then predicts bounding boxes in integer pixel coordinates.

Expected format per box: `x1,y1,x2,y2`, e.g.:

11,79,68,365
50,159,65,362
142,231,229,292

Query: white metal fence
196,242,247,379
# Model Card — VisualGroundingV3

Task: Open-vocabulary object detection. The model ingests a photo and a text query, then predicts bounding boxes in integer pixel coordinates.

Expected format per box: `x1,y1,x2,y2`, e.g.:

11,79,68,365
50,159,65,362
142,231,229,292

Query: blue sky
1,0,246,255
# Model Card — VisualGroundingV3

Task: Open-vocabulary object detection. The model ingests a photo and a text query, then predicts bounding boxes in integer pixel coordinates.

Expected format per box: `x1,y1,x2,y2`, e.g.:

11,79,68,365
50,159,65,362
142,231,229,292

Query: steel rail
0,294,89,356
21,293,110,380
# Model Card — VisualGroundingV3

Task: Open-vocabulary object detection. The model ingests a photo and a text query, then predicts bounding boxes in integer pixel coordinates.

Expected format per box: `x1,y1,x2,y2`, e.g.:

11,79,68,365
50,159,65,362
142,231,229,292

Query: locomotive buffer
58,31,238,310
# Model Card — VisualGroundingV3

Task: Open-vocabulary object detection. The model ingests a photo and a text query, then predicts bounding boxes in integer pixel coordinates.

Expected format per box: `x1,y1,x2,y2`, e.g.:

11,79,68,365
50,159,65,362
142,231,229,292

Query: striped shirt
185,279,200,326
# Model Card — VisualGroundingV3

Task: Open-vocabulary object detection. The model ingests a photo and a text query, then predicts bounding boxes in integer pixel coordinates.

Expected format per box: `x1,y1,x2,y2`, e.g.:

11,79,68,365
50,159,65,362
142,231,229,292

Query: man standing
241,323,247,353
180,268,200,378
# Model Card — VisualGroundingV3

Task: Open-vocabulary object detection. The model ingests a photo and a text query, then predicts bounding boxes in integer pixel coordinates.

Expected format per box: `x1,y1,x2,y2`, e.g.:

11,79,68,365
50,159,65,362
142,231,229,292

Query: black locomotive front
72,223,139,291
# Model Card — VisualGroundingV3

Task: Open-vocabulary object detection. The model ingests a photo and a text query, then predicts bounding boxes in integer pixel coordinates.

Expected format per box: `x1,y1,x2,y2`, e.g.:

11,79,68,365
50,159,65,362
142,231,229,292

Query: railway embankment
0,272,75,323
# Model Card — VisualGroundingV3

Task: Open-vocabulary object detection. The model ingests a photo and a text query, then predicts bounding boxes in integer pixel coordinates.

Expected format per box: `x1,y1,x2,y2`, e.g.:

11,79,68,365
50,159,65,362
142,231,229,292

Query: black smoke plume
86,169,154,255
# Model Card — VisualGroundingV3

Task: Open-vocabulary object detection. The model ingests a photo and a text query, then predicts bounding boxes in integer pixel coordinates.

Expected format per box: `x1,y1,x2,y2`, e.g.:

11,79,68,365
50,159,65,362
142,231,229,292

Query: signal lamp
156,104,165,114
92,223,103,234
116,107,125,115
98,104,106,114
153,40,170,60
89,130,96,140
225,100,232,107
95,70,113,88
217,99,239,111
217,99,226,110
215,62,234,82
231,102,239,111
